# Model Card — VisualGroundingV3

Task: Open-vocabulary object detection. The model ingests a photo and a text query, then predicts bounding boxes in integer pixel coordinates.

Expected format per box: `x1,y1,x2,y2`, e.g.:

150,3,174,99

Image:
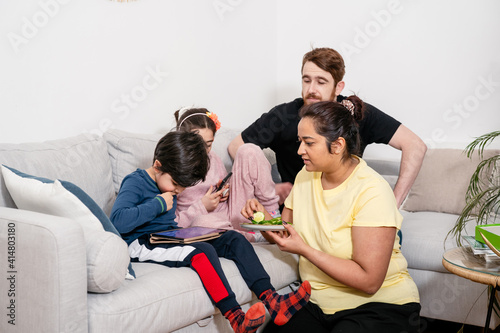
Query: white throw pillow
86,230,130,293
1,165,134,292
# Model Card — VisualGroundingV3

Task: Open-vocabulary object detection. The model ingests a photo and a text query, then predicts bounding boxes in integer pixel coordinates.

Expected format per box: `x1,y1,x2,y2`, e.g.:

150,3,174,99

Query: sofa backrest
0,128,278,217
402,148,499,215
104,128,282,194
0,134,116,215
104,129,163,195
211,128,281,183
364,158,400,189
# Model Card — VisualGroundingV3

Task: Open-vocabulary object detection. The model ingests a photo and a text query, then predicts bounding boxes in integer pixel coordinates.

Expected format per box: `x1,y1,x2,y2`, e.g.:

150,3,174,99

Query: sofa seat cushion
87,243,299,332
400,210,476,273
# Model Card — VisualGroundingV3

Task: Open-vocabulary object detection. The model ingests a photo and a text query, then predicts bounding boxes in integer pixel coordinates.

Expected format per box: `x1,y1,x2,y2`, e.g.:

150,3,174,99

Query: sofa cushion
402,149,499,214
87,243,299,332
105,128,238,192
365,158,400,189
211,128,239,173
104,129,162,194
1,165,132,292
86,230,130,293
400,210,477,273
1,165,104,235
104,129,283,193
0,133,115,215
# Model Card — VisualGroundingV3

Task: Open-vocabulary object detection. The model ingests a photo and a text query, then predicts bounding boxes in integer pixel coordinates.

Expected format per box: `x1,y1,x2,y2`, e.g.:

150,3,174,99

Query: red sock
224,303,265,333
259,280,311,326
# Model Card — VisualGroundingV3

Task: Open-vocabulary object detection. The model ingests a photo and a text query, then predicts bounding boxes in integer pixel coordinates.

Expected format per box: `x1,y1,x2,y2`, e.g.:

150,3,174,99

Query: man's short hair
302,48,346,86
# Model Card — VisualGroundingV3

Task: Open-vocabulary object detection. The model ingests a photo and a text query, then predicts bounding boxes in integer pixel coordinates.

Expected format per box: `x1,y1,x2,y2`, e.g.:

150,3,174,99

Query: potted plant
448,130,500,246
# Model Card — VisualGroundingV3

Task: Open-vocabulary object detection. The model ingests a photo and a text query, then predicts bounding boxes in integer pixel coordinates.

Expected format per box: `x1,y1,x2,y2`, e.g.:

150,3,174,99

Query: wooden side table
442,247,500,331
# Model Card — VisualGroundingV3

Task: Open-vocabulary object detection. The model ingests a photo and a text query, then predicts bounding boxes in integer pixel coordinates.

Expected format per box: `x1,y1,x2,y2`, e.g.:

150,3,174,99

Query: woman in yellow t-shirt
242,97,420,333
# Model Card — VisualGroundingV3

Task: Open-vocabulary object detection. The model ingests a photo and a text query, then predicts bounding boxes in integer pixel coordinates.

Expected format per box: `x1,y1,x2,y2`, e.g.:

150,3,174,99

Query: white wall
0,0,277,143
275,0,500,158
1,0,499,159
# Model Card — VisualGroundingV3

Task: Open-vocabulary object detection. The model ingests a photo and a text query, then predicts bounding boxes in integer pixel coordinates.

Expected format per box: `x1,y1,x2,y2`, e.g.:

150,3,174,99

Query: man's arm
388,124,427,208
228,133,244,160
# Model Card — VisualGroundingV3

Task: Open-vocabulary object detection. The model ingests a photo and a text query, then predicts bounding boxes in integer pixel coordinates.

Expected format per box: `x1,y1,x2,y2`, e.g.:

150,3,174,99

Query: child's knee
224,230,247,241
235,143,265,161
191,242,218,258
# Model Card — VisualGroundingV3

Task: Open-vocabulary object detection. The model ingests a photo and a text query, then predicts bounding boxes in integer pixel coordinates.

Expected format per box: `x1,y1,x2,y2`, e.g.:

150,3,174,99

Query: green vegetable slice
252,211,265,223
251,216,282,225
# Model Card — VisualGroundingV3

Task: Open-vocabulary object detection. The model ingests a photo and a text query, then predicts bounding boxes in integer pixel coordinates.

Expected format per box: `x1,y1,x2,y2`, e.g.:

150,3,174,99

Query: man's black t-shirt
241,96,401,184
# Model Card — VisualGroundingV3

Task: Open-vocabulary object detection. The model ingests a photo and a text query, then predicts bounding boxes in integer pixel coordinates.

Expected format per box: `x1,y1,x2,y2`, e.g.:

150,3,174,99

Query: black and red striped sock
224,303,265,333
259,280,311,326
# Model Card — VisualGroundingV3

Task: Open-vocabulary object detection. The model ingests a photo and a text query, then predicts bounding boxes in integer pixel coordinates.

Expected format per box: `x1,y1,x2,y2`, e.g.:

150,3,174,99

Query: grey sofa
369,148,500,330
0,128,498,332
0,128,299,333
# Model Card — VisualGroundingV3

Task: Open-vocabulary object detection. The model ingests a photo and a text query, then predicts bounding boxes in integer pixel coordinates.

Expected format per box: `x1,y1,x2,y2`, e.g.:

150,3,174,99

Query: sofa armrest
0,207,88,333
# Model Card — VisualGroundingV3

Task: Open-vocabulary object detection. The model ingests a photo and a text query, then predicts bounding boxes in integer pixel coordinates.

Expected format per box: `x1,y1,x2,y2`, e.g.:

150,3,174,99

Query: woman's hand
241,198,273,221
201,186,223,212
265,222,308,255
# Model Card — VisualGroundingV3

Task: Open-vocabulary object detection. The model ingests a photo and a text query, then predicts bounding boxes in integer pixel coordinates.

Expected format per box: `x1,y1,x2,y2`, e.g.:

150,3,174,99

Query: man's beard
303,91,337,105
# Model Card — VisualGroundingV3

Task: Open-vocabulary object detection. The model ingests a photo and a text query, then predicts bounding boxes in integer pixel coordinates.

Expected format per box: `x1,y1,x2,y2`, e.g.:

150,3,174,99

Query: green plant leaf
447,130,500,247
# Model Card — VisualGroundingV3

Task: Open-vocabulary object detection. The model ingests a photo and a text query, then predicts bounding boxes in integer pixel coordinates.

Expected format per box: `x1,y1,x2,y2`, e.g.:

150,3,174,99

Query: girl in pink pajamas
174,107,280,242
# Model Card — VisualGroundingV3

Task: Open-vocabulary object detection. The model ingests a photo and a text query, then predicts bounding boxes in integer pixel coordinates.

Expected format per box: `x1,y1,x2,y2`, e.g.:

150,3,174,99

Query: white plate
241,223,285,231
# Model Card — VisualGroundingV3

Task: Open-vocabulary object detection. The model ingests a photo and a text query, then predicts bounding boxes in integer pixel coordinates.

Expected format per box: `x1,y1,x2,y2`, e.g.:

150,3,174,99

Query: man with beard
228,47,426,209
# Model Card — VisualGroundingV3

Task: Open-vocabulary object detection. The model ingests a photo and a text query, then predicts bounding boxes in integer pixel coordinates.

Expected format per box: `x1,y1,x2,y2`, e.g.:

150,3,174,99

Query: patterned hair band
340,99,355,115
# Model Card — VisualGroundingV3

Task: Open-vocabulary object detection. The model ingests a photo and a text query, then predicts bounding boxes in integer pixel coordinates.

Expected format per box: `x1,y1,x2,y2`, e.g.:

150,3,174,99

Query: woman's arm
267,224,396,295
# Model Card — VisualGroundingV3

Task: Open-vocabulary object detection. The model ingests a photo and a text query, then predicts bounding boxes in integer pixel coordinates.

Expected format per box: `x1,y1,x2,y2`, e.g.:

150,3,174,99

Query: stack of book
462,235,500,261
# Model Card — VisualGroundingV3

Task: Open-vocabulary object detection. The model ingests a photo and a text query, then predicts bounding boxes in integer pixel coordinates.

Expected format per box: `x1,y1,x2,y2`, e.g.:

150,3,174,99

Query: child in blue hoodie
111,130,310,333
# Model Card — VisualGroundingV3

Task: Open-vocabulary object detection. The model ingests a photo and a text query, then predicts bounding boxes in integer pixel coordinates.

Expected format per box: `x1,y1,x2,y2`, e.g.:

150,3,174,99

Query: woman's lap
263,301,421,333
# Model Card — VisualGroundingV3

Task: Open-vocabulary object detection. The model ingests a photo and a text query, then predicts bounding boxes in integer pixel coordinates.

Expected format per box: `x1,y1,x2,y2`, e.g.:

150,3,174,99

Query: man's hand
275,182,293,206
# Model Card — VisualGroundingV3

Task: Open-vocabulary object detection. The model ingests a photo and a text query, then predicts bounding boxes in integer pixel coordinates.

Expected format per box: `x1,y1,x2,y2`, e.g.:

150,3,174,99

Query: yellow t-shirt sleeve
352,180,403,230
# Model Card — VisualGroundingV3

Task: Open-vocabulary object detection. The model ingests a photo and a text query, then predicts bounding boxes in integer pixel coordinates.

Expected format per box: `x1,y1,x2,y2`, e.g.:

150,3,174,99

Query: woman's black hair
152,131,209,188
299,95,365,161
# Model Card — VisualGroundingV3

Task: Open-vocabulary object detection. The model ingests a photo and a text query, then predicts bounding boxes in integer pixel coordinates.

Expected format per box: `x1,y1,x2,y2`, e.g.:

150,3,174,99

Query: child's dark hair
299,95,364,161
175,108,217,135
153,131,209,188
